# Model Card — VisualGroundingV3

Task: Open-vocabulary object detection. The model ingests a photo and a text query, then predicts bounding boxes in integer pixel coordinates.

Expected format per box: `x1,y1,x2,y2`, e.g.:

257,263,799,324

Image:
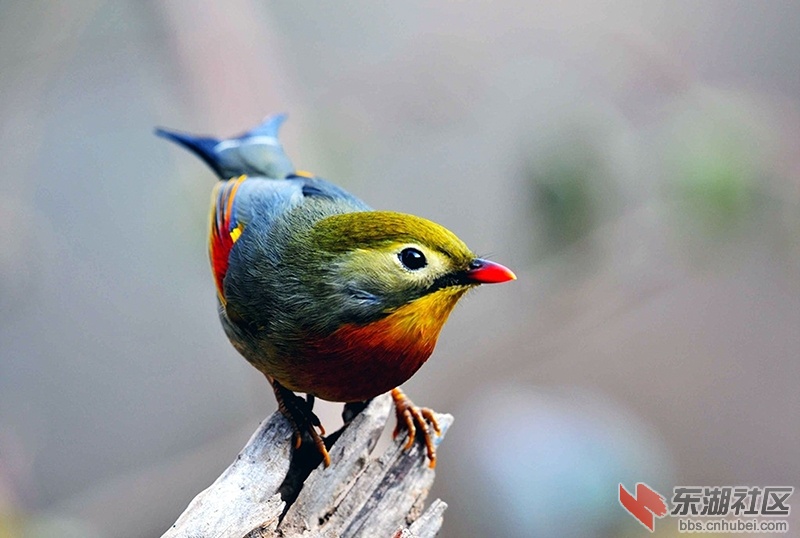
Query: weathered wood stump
162,394,452,537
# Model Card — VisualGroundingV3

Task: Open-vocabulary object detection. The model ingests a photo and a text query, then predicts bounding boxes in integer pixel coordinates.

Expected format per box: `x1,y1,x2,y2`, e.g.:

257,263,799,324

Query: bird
156,114,515,468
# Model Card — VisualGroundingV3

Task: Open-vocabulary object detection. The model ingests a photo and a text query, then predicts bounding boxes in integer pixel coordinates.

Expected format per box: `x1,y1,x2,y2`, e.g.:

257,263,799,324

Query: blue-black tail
155,113,294,180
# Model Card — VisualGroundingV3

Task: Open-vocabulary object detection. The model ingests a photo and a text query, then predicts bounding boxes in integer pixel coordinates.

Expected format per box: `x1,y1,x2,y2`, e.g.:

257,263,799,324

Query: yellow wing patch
209,175,248,304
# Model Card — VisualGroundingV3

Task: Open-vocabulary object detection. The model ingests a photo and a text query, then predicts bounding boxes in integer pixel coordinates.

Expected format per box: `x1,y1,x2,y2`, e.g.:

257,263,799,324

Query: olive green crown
311,211,474,265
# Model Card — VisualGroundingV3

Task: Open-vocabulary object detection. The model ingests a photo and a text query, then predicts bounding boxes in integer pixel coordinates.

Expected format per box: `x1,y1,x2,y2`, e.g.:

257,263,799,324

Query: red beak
464,258,516,284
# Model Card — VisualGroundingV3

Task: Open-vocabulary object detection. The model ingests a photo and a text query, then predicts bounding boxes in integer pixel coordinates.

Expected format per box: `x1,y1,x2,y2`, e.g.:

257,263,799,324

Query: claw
271,378,332,467
308,422,331,467
391,388,439,468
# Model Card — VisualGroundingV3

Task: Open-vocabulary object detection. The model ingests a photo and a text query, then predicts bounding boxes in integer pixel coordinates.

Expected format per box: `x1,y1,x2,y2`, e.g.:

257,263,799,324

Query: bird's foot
342,399,371,425
390,387,441,468
270,380,331,467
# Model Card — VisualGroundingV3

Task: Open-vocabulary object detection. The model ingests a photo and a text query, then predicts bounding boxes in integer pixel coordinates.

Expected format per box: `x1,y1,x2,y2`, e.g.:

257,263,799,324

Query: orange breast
280,287,468,402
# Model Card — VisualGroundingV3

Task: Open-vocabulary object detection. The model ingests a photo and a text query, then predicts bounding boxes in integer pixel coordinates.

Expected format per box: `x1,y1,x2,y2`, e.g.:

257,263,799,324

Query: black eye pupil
399,248,427,270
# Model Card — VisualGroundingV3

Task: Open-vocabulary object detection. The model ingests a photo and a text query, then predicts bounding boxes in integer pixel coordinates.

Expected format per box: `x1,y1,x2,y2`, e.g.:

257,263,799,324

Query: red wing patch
209,175,247,303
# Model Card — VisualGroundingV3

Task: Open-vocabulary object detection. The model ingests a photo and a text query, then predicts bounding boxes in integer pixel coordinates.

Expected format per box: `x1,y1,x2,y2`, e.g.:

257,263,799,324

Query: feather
156,113,294,179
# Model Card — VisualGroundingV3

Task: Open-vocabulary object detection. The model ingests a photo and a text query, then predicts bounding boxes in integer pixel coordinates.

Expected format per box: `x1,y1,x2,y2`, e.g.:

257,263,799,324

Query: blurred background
1,1,799,537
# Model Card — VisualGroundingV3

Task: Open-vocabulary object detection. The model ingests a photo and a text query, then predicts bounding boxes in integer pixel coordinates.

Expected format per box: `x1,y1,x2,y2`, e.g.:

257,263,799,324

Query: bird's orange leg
390,387,441,468
269,377,331,467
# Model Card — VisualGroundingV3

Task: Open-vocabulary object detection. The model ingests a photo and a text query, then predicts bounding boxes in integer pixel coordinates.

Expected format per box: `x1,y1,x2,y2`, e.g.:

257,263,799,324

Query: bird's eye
399,248,427,270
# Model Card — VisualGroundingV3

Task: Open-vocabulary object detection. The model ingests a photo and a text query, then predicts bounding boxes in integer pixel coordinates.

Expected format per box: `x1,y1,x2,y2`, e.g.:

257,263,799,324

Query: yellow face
337,240,464,293
312,211,478,318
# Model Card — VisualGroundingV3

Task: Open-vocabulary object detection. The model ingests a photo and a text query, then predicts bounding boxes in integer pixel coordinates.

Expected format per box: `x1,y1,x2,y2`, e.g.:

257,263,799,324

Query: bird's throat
371,286,469,343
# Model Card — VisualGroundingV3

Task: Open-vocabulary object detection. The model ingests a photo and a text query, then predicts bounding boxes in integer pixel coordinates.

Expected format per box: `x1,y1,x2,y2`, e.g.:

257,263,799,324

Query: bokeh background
1,1,799,537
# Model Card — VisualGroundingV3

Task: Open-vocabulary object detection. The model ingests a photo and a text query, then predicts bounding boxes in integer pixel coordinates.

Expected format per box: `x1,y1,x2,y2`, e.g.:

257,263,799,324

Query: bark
162,394,452,538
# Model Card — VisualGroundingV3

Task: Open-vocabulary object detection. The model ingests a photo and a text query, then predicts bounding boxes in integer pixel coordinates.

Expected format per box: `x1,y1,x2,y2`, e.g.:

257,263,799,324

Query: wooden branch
162,394,453,538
